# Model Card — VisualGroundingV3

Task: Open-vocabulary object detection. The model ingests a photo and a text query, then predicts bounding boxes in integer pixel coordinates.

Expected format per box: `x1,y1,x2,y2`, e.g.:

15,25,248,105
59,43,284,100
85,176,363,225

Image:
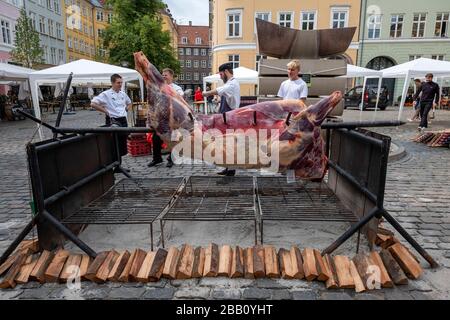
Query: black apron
219,96,232,114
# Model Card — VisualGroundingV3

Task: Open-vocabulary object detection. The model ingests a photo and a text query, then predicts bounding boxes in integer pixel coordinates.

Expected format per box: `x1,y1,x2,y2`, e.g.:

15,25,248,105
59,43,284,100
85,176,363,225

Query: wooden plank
129,248,147,282
333,255,355,289
17,239,39,254
380,236,399,249
203,243,219,277
177,244,195,279
323,254,338,289
369,251,393,288
136,251,156,283
278,248,293,279
352,253,377,290
349,260,366,293
192,247,205,278
59,254,82,283
44,249,70,283
252,245,265,278
377,227,395,237
30,250,54,283
301,248,318,281
84,251,109,282
0,253,18,277
0,252,29,288
375,233,391,246
230,246,244,278
119,250,137,282
389,243,423,279
217,245,232,277
264,246,280,278
162,247,180,279
108,251,130,282
379,249,408,285
290,247,305,279
15,256,38,284
95,250,119,283
313,249,330,282
148,248,168,282
244,247,254,279
79,255,91,281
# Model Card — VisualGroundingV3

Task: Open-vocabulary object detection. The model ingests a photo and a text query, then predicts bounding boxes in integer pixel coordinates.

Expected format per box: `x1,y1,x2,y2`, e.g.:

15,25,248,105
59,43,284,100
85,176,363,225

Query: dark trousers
419,101,433,128
105,116,128,157
152,132,172,163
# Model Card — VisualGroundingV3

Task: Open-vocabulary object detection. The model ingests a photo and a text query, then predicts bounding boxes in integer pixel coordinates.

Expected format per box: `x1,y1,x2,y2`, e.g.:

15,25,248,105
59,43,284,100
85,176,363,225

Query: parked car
344,85,390,110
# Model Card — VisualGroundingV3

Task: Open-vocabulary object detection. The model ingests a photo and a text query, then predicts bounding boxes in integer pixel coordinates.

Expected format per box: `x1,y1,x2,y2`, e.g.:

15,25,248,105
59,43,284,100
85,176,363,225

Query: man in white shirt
202,62,241,176
148,68,185,168
91,73,132,157
277,59,308,102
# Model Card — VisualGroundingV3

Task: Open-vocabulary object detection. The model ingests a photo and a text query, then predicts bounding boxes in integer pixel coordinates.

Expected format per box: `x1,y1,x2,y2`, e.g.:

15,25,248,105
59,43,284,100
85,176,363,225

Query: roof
177,25,210,46
0,63,35,81
382,58,450,78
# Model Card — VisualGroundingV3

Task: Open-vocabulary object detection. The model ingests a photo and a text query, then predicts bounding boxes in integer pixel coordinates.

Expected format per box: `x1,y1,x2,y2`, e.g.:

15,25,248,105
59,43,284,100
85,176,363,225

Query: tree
11,8,43,68
102,0,180,73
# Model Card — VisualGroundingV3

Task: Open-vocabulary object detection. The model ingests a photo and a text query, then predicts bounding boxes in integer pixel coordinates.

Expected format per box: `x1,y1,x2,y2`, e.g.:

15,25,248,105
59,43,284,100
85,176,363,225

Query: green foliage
10,8,43,68
102,0,180,73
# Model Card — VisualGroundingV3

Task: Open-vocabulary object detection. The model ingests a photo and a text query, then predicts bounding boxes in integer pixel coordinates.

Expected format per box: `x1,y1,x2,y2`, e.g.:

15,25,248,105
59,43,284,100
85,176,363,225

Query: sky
163,0,209,26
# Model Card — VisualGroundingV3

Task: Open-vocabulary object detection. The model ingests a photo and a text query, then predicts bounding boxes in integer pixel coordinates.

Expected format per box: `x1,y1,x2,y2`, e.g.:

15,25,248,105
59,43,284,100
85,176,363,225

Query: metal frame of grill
161,176,259,245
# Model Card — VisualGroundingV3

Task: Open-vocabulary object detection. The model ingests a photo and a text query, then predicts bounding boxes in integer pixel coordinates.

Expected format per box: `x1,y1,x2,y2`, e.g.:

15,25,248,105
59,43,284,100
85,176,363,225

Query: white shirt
277,78,308,100
91,88,131,118
170,83,184,97
216,77,240,109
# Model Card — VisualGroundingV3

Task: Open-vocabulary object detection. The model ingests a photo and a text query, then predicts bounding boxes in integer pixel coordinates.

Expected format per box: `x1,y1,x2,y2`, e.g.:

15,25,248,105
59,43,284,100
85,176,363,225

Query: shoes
147,159,163,167
166,160,173,168
217,168,228,176
225,169,236,176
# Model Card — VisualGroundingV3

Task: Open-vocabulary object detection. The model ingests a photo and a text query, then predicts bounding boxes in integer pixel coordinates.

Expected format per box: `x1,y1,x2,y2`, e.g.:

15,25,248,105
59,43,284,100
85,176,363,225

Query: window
194,60,199,68
58,49,64,63
201,49,207,56
68,36,72,48
1,20,11,45
97,29,103,38
208,49,212,56
186,73,191,81
368,14,381,39
108,13,113,24
195,37,202,44
50,47,57,65
409,55,422,61
54,0,60,14
186,60,192,68
435,13,449,37
390,14,403,38
180,60,184,67
208,60,212,68
331,8,348,28
29,12,37,30
179,48,184,55
82,6,86,16
201,60,207,68
227,10,242,37
193,48,199,56
56,22,62,39
186,48,191,55
47,0,53,11
42,45,48,63
194,73,199,81
228,54,239,69
181,37,188,44
278,12,293,28
39,16,46,34
74,38,78,51
97,10,103,21
255,12,271,32
412,13,426,38
48,19,54,37
256,54,267,71
431,55,444,60
179,73,184,81
201,72,206,78
300,11,316,30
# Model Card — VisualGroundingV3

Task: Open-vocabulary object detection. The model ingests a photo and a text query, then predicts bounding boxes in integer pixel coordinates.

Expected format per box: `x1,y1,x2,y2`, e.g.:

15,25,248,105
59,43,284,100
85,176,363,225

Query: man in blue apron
202,62,240,176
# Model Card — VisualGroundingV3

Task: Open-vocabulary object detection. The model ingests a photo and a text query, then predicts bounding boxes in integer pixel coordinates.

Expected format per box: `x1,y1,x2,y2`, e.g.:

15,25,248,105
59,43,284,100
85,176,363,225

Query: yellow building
161,6,179,54
210,0,361,93
91,0,112,61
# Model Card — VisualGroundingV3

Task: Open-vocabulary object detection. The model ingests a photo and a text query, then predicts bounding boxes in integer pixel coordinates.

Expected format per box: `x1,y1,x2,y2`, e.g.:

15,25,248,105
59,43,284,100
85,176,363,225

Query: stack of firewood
0,240,424,293
413,130,450,148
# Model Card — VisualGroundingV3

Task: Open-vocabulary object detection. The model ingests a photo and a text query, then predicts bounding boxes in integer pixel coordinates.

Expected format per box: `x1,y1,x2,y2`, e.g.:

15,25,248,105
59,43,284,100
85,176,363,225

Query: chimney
189,21,192,26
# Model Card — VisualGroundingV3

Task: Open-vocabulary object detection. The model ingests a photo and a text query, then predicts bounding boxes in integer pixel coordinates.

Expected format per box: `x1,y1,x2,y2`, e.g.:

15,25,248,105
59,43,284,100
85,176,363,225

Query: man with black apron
202,62,240,176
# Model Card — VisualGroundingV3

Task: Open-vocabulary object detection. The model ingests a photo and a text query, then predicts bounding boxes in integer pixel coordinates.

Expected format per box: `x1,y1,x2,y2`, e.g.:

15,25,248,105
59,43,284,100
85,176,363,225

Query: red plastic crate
127,136,151,157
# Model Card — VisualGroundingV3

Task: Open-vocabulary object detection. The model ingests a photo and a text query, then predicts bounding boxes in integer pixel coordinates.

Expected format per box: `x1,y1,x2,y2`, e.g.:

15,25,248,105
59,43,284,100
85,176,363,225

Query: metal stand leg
356,229,361,254
0,218,36,265
254,219,257,245
260,220,264,245
150,223,154,251
160,220,165,248
117,166,132,178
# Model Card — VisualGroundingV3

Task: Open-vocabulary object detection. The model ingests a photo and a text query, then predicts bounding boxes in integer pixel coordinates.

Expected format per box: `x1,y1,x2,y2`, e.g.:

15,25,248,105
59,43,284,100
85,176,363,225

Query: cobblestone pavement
0,106,449,300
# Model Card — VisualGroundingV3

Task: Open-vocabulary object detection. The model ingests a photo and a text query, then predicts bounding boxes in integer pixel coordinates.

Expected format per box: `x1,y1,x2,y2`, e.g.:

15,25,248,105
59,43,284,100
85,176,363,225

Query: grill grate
257,177,358,222
162,176,257,221
62,178,184,224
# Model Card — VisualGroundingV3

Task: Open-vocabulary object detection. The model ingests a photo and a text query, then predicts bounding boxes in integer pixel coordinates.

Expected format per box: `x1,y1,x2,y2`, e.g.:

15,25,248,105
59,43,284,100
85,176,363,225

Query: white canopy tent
0,62,34,81
380,58,450,120
202,66,258,114
339,64,384,111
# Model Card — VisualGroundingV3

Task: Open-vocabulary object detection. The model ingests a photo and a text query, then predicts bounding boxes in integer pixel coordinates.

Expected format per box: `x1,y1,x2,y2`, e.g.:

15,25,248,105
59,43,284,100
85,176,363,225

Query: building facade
209,0,361,94
0,0,22,63
24,0,66,66
161,5,178,54
177,22,212,92
359,0,450,101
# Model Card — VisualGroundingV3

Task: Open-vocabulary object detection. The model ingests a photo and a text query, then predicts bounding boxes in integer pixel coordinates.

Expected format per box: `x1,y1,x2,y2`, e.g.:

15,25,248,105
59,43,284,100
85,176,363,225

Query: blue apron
219,96,232,114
